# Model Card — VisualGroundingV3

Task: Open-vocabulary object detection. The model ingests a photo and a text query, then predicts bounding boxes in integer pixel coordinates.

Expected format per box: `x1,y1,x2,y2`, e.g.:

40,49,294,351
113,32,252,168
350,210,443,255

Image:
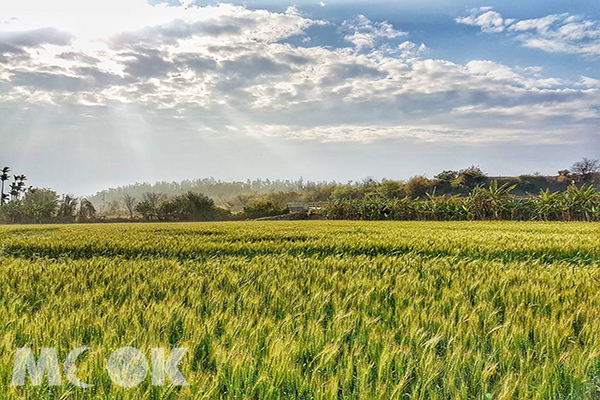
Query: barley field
1,221,600,399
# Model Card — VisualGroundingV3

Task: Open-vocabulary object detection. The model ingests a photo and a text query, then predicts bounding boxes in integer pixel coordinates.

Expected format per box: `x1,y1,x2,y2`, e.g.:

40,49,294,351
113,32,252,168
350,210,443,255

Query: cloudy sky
0,0,598,195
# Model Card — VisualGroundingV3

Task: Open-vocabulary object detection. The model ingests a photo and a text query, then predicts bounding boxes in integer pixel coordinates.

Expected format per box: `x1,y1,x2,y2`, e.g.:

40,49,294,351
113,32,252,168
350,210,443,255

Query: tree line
1,158,598,223
90,177,309,209
0,166,97,224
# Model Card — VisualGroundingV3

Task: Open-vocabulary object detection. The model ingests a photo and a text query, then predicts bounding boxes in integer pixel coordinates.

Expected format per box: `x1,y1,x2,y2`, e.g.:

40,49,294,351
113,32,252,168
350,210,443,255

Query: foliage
8,174,28,201
404,176,433,199
0,188,58,223
376,179,405,199
135,191,230,221
134,192,167,220
323,181,600,221
160,191,224,221
0,166,10,205
90,178,322,209
2,161,599,224
78,199,97,222
86,160,600,216
22,188,59,222
469,180,517,220
452,165,489,190
434,170,459,182
241,199,288,219
57,195,78,221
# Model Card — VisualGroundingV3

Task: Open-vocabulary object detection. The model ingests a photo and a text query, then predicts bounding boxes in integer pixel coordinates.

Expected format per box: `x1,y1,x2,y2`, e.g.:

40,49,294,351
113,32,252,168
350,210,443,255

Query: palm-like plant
0,166,10,205
9,182,19,202
425,192,467,221
533,189,564,221
57,195,79,220
469,180,517,220
9,174,27,201
564,183,598,221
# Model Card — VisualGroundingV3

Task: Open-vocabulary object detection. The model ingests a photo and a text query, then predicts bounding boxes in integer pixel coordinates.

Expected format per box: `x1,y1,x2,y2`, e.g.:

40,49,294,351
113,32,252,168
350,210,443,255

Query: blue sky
0,0,598,194
252,0,600,80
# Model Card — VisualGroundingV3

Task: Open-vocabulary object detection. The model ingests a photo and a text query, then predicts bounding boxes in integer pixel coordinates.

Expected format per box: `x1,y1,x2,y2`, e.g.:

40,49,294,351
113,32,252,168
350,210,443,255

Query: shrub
242,200,288,219
405,176,433,199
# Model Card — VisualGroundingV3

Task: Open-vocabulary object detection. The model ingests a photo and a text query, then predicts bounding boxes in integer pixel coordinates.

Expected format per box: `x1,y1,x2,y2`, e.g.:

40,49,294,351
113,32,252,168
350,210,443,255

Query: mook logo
11,347,188,388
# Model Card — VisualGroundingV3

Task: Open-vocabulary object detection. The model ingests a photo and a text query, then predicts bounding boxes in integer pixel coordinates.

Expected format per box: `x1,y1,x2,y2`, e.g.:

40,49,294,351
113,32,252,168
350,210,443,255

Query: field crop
1,221,600,399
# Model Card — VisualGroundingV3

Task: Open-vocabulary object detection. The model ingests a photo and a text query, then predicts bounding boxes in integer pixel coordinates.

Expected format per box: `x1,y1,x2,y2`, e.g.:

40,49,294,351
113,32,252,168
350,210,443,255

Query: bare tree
142,192,165,208
122,194,137,219
570,158,600,182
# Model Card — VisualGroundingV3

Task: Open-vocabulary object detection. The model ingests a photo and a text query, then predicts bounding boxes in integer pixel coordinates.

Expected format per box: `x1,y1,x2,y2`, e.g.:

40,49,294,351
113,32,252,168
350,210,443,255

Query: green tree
377,180,405,199
453,166,488,190
134,193,166,220
165,191,217,221
405,176,433,199
23,188,59,223
433,170,459,194
78,199,97,222
434,170,458,182
242,200,287,219
57,195,79,221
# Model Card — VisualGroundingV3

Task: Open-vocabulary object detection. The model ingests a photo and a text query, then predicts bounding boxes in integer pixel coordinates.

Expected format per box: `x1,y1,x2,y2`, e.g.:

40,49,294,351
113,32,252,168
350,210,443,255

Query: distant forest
89,178,311,211
88,159,600,213
0,158,599,223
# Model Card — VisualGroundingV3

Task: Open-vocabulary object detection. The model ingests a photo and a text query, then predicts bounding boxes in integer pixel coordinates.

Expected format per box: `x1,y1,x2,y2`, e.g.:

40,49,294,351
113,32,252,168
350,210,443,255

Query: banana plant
534,189,564,221
469,180,517,220
564,183,598,221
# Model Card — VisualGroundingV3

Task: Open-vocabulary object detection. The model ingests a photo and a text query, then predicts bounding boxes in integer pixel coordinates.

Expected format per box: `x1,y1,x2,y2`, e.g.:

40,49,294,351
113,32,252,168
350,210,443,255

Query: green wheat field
2,221,600,399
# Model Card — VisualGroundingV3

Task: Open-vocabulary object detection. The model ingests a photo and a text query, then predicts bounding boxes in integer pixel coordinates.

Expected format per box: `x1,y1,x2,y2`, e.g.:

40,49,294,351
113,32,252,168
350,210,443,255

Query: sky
0,0,598,195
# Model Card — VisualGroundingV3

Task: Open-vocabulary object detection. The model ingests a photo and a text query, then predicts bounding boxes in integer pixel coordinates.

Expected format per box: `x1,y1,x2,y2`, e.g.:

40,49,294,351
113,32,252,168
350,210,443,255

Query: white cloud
456,7,510,33
343,15,407,50
1,1,321,44
579,76,600,88
0,1,597,148
396,41,427,59
508,14,565,32
457,7,600,56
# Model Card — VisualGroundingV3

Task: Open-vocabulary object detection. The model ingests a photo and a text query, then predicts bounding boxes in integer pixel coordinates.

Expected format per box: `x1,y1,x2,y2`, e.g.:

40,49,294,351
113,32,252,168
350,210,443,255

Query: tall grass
0,221,599,399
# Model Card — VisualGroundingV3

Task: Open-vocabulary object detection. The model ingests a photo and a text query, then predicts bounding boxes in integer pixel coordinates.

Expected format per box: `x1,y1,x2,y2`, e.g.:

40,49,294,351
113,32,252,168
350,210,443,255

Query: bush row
321,182,600,221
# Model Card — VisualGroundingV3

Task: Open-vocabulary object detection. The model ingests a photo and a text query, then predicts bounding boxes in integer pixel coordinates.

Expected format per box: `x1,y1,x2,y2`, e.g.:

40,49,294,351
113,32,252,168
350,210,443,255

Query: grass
1,221,600,399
